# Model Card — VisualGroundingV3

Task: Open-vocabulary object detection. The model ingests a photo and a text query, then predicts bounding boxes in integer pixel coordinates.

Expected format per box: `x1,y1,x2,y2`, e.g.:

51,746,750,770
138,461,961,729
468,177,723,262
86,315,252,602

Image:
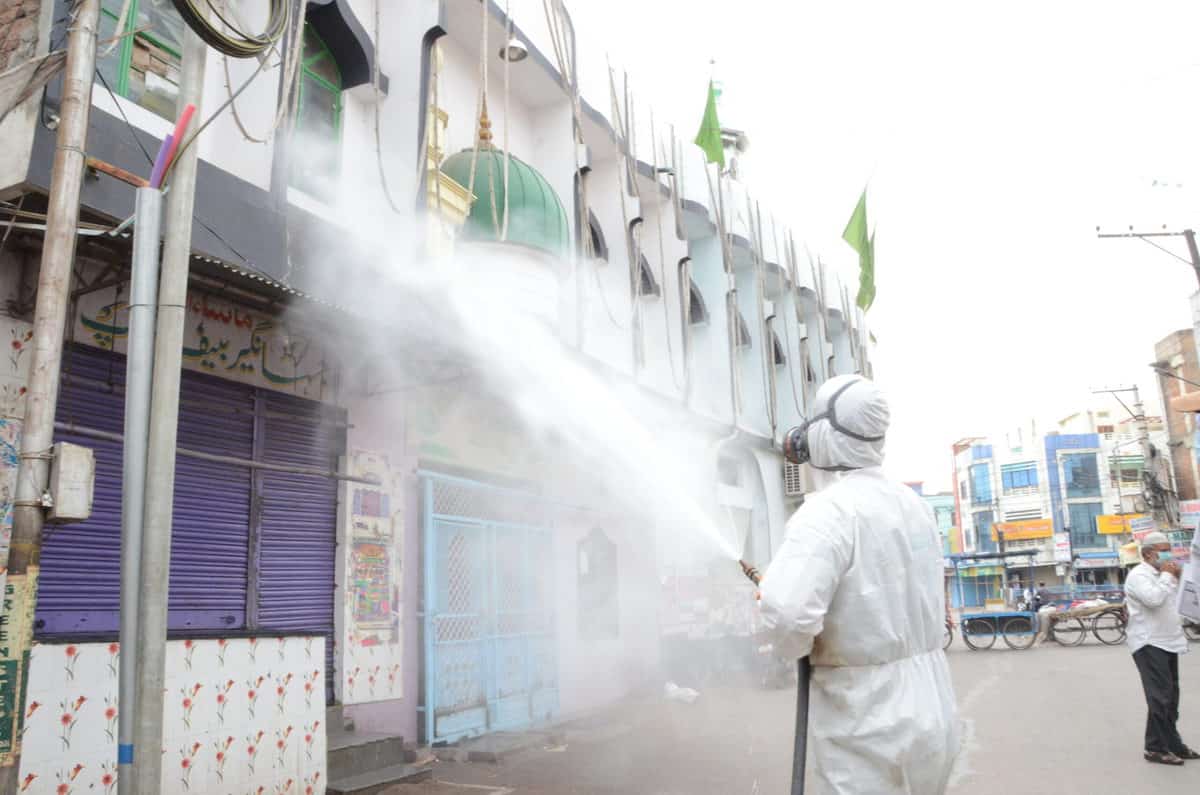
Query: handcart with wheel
949,549,1040,651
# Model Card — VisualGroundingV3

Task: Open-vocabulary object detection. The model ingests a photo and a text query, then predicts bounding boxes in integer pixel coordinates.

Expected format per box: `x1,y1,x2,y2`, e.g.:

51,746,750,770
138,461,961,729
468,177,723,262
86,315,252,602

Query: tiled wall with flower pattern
16,637,326,795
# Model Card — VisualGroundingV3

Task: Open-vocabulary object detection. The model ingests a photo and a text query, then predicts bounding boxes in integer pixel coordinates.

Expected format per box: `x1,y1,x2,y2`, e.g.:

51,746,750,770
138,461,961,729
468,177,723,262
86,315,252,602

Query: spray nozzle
739,559,761,585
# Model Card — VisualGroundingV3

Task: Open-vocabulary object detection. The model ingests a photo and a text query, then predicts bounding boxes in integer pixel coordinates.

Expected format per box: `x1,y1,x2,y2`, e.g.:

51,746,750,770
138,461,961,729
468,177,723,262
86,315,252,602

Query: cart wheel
1052,617,1087,647
1002,616,1036,650
1092,610,1127,646
961,618,997,650
943,621,954,651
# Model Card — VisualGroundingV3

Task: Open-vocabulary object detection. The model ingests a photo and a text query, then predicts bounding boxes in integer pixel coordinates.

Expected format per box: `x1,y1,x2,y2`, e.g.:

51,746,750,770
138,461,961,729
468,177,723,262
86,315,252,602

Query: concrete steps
433,728,567,763
326,704,431,794
326,763,433,795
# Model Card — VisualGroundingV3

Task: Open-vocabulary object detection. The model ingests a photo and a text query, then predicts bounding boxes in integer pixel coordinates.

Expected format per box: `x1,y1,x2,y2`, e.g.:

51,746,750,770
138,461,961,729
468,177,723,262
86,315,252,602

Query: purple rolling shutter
38,344,253,634
257,390,342,701
170,366,255,630
38,345,341,699
40,346,125,632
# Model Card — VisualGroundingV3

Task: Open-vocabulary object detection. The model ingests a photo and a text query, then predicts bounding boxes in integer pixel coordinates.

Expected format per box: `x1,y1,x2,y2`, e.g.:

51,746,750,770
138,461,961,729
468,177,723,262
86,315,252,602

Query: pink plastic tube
158,102,197,184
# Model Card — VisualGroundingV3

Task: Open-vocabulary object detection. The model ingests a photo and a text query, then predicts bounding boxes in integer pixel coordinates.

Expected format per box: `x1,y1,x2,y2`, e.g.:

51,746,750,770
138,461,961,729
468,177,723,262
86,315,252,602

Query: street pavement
386,637,1200,794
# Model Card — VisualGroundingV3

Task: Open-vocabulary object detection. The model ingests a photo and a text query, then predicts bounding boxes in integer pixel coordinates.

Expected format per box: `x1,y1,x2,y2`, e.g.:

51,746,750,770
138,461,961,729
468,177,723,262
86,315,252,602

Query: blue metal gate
421,472,558,744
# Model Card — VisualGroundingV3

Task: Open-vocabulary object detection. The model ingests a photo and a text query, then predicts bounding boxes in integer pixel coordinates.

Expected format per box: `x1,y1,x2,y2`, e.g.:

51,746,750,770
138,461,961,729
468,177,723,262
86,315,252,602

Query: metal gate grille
422,473,558,744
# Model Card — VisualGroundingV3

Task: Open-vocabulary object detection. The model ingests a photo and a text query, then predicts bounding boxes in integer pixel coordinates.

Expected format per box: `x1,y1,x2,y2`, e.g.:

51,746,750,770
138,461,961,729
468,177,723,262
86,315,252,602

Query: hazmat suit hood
807,375,890,472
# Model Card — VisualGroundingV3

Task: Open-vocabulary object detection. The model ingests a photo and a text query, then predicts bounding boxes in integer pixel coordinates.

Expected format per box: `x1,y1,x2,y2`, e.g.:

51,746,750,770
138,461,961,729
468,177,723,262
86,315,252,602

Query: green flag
694,81,724,168
842,190,875,311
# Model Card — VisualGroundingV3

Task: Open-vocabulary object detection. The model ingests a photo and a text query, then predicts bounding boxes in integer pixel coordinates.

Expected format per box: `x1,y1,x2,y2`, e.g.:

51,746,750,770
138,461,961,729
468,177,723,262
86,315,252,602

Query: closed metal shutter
38,346,342,706
257,390,343,701
169,365,255,630
39,344,254,634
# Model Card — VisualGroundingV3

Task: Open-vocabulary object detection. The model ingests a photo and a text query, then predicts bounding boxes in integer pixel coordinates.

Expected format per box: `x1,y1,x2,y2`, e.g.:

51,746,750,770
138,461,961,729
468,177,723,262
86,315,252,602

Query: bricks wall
1155,329,1200,500
0,0,40,73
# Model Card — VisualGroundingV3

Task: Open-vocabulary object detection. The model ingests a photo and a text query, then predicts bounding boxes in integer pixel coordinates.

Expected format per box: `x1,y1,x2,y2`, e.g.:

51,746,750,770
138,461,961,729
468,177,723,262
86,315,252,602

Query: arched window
587,210,608,261
290,24,344,196
687,278,708,325
772,331,786,366
638,255,660,297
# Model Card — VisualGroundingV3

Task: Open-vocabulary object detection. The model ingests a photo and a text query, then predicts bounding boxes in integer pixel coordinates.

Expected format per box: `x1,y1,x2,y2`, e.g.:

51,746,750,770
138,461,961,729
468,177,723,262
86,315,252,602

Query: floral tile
166,737,209,794
18,636,324,794
26,644,75,700
209,731,246,793
244,726,279,794
214,637,250,675
16,754,111,795
18,691,96,766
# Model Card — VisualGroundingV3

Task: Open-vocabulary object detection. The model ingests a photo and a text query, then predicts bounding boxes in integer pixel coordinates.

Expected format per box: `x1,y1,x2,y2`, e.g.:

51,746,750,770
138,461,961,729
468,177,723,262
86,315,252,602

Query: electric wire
169,0,288,58
93,65,287,287
371,0,403,214
220,0,304,144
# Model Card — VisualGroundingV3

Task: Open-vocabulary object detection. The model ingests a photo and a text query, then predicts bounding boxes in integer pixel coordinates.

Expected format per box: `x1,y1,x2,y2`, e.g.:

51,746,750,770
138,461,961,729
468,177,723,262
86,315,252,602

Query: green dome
440,147,569,257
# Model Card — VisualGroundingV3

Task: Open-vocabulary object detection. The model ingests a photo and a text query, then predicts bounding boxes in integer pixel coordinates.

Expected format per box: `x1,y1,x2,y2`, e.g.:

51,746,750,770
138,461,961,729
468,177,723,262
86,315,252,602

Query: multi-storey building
951,409,1172,606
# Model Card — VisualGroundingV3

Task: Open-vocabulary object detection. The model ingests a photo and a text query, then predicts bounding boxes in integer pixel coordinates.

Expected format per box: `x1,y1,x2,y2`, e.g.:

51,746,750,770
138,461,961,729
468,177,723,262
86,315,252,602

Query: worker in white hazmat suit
758,375,960,794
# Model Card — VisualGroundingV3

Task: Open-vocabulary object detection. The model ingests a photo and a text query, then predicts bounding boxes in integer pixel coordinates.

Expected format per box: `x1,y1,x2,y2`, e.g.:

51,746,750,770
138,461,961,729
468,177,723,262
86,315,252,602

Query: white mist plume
289,181,743,564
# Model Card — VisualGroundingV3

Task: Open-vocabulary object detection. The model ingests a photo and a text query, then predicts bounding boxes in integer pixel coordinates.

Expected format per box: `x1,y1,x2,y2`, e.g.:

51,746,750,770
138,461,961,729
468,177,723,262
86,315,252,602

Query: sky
563,0,1200,490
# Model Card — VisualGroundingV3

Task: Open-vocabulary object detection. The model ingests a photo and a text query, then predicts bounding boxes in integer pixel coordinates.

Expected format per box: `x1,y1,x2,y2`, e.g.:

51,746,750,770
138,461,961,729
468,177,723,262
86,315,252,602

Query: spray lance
738,552,810,795
736,424,812,795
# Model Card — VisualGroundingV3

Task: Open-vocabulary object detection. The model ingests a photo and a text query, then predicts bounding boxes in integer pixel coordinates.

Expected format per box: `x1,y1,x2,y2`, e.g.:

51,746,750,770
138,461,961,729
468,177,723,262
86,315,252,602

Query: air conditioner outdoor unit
784,460,804,497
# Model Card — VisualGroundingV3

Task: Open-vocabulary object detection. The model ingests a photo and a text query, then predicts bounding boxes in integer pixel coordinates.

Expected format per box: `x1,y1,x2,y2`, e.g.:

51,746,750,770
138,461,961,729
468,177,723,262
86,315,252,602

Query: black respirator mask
782,379,885,472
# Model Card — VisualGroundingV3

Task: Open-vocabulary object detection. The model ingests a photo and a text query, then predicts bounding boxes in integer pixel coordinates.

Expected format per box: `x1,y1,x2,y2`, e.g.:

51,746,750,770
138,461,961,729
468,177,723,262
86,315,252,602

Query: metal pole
117,187,161,794
131,21,206,794
1183,229,1200,289
1131,385,1169,528
0,3,100,792
790,657,811,795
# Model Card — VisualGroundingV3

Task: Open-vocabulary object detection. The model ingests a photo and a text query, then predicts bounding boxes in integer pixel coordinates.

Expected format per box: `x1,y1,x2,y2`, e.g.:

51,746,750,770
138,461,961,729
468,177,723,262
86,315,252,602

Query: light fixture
499,36,528,62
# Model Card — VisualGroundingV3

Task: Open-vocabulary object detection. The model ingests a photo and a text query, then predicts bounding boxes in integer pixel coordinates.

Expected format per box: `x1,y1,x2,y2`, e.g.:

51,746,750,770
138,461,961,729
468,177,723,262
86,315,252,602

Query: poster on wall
339,450,405,704
351,541,392,629
1053,533,1072,564
351,483,391,540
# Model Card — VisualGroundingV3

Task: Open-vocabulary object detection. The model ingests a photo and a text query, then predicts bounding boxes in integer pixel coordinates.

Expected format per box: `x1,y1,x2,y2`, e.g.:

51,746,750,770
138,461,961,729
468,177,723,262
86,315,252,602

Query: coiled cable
169,0,288,58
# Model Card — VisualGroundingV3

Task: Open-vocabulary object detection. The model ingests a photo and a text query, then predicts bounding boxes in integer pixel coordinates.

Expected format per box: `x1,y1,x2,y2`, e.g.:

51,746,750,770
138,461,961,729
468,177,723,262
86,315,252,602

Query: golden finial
478,97,493,149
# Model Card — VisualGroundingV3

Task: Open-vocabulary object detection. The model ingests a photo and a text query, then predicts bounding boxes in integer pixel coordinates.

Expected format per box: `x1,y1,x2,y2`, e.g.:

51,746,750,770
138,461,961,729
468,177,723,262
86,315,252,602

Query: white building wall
5,0,875,768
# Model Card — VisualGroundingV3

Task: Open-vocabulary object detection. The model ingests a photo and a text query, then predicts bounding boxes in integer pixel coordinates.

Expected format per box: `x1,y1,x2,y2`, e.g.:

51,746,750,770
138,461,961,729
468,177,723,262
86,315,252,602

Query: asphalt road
387,637,1200,794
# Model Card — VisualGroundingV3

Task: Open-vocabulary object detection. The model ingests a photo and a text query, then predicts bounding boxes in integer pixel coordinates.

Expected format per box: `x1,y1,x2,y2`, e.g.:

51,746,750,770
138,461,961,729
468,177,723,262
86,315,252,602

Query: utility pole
1093,385,1174,529
1096,227,1200,289
1184,229,1200,286
131,20,206,794
0,2,100,792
